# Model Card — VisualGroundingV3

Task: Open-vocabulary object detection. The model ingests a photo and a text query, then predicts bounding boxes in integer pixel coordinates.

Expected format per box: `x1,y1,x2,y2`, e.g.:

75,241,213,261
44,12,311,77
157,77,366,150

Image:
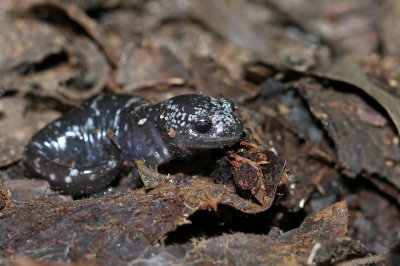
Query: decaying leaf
380,0,400,57
190,56,253,99
15,0,119,66
268,0,379,55
227,141,285,207
135,160,165,189
310,56,400,136
11,35,110,103
0,1,111,104
0,13,66,90
0,96,60,166
115,44,190,93
296,78,400,189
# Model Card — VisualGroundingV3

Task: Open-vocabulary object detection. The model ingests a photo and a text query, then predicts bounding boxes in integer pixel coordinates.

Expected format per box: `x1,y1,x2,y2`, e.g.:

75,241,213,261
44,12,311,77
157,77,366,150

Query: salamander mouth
184,134,242,150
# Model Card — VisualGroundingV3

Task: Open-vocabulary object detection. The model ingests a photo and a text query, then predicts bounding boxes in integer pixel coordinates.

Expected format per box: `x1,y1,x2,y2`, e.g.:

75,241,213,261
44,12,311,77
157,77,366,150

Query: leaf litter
1,0,400,265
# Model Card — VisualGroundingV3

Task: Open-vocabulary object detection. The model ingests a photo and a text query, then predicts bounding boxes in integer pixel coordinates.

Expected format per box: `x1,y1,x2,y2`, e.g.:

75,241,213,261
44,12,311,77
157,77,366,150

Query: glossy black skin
24,94,243,196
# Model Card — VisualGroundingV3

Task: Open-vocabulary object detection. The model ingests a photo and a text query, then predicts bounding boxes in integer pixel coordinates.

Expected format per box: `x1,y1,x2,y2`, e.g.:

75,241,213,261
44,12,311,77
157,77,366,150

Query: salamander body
24,94,243,196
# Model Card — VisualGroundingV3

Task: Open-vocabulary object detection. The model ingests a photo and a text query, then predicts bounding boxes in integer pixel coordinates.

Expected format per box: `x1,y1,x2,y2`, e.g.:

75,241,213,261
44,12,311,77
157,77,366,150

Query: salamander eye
193,118,212,133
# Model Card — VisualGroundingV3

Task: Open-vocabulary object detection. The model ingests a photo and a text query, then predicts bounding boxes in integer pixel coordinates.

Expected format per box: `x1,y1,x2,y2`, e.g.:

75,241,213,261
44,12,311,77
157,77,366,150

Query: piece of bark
1,201,358,265
0,174,289,262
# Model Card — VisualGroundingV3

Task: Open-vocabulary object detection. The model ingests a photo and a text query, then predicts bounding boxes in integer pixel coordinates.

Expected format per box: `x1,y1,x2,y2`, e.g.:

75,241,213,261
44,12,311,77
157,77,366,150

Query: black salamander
23,94,243,196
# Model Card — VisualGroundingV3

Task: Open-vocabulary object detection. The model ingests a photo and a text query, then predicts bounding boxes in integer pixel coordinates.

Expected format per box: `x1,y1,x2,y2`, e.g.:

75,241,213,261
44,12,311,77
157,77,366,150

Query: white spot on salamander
107,160,117,168
299,198,306,208
70,168,78,176
34,158,41,170
215,121,225,134
83,133,89,142
89,134,94,144
138,118,147,126
85,117,94,130
32,142,43,149
44,141,51,149
58,136,66,150
162,147,170,156
65,176,72,183
49,173,56,181
90,97,101,116
114,96,143,129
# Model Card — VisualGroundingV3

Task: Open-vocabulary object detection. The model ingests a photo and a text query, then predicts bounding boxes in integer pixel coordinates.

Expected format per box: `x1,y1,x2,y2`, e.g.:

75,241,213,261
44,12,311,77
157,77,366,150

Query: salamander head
155,94,243,153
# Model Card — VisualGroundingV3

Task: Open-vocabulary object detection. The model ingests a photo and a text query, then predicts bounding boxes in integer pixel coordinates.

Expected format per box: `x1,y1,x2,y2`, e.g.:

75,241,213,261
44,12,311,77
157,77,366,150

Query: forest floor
1,0,400,265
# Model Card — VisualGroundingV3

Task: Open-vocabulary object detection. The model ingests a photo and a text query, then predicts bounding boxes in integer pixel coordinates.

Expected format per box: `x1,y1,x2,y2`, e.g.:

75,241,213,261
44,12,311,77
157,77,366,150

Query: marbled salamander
24,94,243,196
